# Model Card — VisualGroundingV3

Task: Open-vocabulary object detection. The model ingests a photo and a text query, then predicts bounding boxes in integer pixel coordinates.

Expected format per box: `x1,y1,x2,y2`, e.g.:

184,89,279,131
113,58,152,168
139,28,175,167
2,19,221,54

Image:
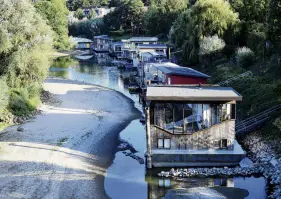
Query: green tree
35,0,71,50
68,0,109,10
267,0,281,48
74,8,86,20
69,18,108,38
87,8,97,19
105,0,144,34
170,0,238,64
231,0,268,54
0,0,53,88
144,0,188,36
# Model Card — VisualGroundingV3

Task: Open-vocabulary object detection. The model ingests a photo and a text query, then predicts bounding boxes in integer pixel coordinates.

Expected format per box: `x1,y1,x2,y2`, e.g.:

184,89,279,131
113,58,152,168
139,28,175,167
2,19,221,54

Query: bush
0,77,9,113
236,47,255,68
9,87,41,116
199,35,226,56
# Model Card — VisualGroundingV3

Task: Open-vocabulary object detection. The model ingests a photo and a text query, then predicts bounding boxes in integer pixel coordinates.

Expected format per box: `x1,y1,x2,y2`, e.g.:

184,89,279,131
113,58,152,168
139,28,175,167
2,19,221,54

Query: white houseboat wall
145,85,245,168
92,35,112,52
109,42,124,59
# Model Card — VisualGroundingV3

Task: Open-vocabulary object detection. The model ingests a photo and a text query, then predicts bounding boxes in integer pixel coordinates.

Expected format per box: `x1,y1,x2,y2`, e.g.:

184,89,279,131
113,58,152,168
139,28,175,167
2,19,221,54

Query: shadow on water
50,56,267,199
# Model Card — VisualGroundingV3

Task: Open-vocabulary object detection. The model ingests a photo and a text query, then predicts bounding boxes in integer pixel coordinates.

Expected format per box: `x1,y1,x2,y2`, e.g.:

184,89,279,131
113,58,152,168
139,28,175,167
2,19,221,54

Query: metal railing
236,104,281,135
217,71,252,86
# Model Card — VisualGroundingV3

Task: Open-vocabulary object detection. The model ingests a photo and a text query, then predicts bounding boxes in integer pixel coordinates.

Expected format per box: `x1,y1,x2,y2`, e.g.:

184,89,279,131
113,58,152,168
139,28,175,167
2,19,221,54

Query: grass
57,137,69,147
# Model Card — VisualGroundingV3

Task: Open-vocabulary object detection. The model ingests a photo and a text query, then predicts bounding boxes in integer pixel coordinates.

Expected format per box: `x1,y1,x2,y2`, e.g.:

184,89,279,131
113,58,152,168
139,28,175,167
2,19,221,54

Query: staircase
236,105,281,135
218,71,252,86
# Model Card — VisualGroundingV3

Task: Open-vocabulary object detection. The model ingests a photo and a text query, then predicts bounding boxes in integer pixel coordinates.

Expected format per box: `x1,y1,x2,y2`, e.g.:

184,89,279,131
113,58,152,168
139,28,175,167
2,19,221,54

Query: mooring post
145,106,152,169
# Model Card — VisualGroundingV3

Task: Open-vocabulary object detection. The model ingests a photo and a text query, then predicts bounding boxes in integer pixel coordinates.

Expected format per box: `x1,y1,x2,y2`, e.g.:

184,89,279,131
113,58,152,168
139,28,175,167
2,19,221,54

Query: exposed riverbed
49,57,268,199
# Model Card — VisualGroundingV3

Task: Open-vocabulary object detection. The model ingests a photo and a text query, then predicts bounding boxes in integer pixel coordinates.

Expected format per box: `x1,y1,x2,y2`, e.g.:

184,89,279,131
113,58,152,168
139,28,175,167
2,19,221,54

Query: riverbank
0,77,140,199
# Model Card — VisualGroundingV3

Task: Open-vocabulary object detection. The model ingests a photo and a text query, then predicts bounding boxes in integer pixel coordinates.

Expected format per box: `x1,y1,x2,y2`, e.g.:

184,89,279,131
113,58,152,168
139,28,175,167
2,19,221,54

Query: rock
270,158,278,167
240,157,254,168
17,126,24,132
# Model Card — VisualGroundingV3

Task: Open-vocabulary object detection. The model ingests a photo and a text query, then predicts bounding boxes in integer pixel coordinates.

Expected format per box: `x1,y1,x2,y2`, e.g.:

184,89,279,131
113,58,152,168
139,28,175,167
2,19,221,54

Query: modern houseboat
92,35,112,52
72,37,93,50
145,85,245,168
137,61,210,89
109,41,124,59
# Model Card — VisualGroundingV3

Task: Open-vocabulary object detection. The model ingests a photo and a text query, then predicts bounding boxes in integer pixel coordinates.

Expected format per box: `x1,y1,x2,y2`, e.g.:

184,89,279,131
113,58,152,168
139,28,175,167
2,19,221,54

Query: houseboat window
173,104,184,134
168,77,171,85
221,139,228,149
231,104,236,119
158,179,164,187
154,103,234,134
164,104,174,133
164,139,171,149
211,104,220,125
183,104,194,133
158,139,164,149
164,179,171,188
214,178,227,186
221,104,231,121
214,140,220,148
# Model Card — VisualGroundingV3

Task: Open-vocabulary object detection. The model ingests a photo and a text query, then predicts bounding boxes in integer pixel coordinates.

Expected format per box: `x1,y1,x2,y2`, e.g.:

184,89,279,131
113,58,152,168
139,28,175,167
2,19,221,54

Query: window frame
157,138,164,149
164,138,171,149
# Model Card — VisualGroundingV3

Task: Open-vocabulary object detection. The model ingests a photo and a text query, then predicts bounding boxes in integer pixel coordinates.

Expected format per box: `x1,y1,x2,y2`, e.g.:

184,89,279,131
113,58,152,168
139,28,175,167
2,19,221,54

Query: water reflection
50,56,267,199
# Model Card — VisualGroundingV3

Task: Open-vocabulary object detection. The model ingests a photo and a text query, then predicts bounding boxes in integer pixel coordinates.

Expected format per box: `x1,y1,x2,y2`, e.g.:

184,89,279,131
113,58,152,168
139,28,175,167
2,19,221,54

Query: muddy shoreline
0,77,140,199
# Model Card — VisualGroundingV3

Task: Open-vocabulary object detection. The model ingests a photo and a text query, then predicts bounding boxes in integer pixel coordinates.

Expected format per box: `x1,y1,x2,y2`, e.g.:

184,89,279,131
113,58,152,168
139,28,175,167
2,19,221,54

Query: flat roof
138,44,167,49
112,42,124,45
146,86,242,102
129,37,158,42
150,62,179,67
94,35,112,40
72,37,92,43
156,66,210,79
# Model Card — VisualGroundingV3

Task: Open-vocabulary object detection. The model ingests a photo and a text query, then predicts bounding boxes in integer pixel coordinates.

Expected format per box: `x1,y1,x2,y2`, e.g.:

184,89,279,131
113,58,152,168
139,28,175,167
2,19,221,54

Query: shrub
9,87,41,116
0,77,9,113
236,47,255,68
199,35,226,56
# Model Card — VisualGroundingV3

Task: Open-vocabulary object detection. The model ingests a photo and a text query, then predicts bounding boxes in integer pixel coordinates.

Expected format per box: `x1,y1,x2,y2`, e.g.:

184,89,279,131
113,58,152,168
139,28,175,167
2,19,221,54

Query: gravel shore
0,78,140,199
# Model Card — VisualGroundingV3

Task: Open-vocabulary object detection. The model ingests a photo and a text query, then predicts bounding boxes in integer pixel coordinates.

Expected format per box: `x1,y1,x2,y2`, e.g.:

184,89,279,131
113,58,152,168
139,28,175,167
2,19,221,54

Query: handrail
217,71,252,86
235,104,281,134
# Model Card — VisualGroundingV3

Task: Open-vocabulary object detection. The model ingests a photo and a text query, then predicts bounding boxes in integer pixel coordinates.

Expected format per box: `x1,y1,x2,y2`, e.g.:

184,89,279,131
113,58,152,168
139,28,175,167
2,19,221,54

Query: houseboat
138,62,210,89
140,52,166,62
121,37,159,62
72,37,93,50
109,41,124,59
92,35,112,52
129,37,158,45
137,44,167,56
145,85,245,168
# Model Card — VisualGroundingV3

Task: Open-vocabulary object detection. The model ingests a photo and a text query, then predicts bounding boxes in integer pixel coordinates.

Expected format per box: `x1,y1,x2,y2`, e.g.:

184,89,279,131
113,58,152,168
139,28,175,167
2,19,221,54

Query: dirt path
0,78,140,199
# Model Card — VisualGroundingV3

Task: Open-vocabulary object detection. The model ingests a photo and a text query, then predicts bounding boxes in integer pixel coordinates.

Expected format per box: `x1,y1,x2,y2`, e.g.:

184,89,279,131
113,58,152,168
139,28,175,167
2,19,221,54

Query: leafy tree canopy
35,0,71,50
74,8,86,20
267,0,281,47
105,0,144,33
68,0,109,11
0,0,53,88
170,0,239,64
144,0,188,36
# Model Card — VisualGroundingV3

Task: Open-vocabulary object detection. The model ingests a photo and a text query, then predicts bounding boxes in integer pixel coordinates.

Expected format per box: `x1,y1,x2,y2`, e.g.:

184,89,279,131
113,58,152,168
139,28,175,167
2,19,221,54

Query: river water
50,57,267,199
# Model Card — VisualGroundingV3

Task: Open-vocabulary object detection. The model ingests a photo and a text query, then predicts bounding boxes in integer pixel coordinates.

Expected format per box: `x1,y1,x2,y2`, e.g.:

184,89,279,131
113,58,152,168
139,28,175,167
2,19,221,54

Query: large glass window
154,103,234,134
183,104,193,133
173,104,184,134
164,104,174,133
